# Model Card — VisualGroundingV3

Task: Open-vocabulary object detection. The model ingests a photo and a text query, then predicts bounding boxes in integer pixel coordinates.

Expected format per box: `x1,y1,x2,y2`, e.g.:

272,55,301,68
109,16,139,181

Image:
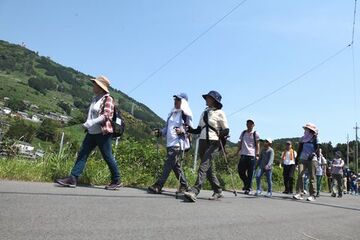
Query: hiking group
56,76,360,202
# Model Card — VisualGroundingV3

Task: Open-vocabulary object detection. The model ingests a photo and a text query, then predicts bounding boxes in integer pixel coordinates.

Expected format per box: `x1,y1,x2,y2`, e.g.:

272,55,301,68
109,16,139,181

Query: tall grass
0,138,330,192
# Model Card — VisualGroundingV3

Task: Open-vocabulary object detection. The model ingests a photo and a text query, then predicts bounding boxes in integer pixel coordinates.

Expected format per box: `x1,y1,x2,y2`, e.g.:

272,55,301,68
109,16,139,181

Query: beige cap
91,75,110,93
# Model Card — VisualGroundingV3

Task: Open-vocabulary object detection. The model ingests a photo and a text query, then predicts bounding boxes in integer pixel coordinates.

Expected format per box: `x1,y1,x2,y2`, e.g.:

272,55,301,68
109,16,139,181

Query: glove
186,125,201,134
83,120,94,129
219,128,229,138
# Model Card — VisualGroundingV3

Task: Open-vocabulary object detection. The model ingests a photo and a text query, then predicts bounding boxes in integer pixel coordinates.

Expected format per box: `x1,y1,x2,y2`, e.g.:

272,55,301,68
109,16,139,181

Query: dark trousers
283,164,296,193
192,140,222,195
155,146,188,189
238,155,256,191
71,133,120,182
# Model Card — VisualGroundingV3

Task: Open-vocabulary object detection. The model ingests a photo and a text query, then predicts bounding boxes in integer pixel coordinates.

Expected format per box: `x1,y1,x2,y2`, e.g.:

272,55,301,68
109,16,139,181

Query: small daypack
102,96,125,138
202,110,228,148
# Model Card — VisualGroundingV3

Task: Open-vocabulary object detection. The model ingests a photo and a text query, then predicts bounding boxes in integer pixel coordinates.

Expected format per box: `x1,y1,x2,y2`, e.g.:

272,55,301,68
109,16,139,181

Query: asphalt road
0,180,359,240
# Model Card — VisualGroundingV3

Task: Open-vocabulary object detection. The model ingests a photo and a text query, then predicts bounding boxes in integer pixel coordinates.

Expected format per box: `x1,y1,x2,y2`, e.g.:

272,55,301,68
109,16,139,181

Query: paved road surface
0,180,359,240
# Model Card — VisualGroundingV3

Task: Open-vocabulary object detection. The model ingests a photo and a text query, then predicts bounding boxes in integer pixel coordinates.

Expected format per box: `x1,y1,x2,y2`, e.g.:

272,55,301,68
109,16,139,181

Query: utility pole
347,134,350,167
131,102,135,116
354,123,359,173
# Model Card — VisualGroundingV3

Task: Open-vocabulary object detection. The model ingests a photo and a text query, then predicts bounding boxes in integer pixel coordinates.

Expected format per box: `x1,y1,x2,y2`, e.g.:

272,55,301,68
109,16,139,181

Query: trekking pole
175,127,186,199
219,136,238,196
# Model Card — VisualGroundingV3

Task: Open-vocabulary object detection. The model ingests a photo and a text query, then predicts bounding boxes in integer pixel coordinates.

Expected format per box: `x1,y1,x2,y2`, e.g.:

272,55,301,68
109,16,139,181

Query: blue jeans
71,133,120,182
255,168,272,193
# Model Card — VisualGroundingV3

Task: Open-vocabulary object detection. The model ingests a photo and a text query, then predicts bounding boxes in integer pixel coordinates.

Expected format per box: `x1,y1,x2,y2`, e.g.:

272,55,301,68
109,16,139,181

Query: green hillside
0,39,165,144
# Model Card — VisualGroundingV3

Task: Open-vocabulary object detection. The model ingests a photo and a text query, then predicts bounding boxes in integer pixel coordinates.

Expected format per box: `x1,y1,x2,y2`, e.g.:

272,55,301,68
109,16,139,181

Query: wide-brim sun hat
173,93,188,101
303,123,318,134
202,90,222,109
263,138,272,144
91,75,110,93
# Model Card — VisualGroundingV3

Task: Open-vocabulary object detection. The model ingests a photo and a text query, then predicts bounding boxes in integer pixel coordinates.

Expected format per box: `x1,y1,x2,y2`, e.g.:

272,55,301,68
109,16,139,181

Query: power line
127,0,249,95
351,0,358,45
352,0,358,121
228,44,351,118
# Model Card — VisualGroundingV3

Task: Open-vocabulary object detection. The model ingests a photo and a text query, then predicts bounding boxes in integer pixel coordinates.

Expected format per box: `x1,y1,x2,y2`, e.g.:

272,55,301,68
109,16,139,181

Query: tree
37,119,60,143
6,99,26,111
57,101,71,115
4,119,38,142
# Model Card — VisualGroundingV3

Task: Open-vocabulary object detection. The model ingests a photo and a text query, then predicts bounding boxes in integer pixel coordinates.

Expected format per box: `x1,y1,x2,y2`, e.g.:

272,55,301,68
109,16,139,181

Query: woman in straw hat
293,123,320,201
56,76,121,190
183,90,229,202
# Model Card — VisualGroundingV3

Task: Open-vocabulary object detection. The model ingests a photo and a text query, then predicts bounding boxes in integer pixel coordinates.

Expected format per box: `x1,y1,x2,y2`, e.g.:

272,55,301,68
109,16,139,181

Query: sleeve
255,132,260,141
102,96,114,121
268,149,274,166
218,110,229,130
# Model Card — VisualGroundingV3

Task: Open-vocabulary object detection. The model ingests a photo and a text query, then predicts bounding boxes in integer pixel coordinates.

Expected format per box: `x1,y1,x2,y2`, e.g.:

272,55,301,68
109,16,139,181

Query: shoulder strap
101,95,108,114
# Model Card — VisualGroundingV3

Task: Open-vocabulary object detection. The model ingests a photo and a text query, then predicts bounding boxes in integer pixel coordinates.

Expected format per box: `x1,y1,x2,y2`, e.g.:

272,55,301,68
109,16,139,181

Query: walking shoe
254,190,262,196
265,192,272,198
147,185,162,194
338,194,343,198
209,192,224,200
56,176,77,188
315,192,320,197
306,196,316,202
105,181,122,190
282,191,289,194
303,190,308,195
176,185,189,194
184,191,197,202
244,190,250,195
293,193,303,200
331,193,336,197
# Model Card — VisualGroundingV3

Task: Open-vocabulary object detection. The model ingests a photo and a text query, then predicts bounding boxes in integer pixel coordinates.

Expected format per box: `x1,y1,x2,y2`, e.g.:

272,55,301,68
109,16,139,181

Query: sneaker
282,191,289,194
265,192,272,198
303,190,308,195
306,196,316,202
176,185,189,194
105,181,122,190
293,193,303,200
147,185,162,194
254,190,262,196
331,193,336,197
244,190,250,195
209,192,224,200
184,191,197,202
338,194,343,198
315,192,320,197
56,176,77,188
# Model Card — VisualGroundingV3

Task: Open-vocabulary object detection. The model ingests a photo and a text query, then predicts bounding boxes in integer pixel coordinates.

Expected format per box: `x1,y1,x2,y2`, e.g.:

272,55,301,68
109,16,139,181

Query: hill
0,39,165,144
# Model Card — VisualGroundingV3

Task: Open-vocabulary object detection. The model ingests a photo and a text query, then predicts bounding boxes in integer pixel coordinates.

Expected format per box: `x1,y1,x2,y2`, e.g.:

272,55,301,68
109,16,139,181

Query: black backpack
102,96,125,138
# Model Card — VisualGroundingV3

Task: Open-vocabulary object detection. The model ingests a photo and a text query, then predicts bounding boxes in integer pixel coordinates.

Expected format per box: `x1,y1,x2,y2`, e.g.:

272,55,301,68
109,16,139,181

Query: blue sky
0,0,359,144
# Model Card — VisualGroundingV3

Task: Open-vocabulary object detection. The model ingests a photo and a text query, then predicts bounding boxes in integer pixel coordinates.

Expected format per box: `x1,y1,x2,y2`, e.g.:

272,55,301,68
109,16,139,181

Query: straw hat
91,76,110,93
303,123,318,134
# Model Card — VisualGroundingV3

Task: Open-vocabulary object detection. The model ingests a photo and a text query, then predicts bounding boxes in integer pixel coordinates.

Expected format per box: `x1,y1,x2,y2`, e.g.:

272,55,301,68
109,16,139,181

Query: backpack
202,110,228,148
102,96,125,138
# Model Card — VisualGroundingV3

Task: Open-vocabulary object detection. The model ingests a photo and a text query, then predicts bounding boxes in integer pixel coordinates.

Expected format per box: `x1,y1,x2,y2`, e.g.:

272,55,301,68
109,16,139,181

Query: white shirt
166,111,183,147
198,108,229,141
283,150,297,165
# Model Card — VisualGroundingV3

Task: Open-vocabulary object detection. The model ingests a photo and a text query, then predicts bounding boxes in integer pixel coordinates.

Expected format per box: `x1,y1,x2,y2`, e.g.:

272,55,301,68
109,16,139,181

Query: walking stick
175,128,186,199
219,137,238,196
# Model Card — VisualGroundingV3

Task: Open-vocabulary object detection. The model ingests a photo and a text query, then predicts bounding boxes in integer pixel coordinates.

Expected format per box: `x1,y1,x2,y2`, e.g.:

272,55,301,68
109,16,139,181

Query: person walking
331,151,345,198
254,138,274,197
147,93,192,194
56,76,121,190
281,141,297,194
183,90,229,202
234,119,260,194
293,123,320,201
315,148,327,197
